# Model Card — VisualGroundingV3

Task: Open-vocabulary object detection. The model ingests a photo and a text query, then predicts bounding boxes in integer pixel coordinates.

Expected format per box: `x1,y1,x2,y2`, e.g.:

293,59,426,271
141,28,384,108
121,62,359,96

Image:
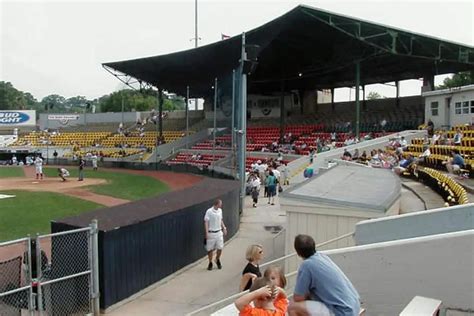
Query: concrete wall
39,112,140,129
326,230,474,315
355,203,474,245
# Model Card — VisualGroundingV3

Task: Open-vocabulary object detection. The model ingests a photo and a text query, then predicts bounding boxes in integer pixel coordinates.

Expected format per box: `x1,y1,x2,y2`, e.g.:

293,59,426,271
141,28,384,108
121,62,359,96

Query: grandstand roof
103,5,474,97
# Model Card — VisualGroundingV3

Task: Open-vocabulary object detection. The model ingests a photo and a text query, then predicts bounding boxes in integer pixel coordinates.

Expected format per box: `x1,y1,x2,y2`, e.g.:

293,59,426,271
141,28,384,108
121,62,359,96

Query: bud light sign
0,111,36,126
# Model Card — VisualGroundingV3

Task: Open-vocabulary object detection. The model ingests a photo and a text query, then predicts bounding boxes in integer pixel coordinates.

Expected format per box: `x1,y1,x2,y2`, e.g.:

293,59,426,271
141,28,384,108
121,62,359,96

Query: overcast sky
1,0,473,102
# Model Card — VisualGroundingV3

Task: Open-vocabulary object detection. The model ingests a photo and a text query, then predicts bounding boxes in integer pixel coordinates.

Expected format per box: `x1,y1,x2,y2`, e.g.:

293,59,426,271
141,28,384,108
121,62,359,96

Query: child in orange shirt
234,277,288,316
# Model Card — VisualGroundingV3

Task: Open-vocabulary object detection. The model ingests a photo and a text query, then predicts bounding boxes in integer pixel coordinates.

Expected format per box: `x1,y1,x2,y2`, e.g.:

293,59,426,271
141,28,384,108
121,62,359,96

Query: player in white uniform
34,156,43,180
91,154,98,171
58,168,70,181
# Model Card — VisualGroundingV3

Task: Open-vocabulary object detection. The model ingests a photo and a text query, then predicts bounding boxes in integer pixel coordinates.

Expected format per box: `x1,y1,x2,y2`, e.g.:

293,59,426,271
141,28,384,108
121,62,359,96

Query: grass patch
0,190,103,241
0,167,25,178
43,168,170,200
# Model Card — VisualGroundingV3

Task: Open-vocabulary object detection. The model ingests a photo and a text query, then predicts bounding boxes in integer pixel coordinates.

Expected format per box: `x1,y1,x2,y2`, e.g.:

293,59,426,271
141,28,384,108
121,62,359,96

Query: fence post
36,234,43,316
27,235,35,315
90,220,100,315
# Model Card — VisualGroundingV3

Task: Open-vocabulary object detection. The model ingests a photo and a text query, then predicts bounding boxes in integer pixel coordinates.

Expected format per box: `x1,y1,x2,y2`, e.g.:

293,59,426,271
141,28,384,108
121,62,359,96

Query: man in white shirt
204,199,227,270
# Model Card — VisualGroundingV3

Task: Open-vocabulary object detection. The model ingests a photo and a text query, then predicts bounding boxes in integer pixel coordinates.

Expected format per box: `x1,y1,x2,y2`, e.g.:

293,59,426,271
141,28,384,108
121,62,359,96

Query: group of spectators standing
246,158,289,207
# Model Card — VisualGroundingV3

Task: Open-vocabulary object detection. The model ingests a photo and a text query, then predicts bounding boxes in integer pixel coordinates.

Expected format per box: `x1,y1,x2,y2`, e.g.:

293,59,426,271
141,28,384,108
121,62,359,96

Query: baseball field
0,166,200,241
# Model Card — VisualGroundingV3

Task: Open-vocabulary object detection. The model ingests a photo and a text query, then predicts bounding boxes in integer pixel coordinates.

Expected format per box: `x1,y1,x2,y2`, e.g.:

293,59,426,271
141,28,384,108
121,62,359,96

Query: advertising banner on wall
48,114,80,125
0,110,36,126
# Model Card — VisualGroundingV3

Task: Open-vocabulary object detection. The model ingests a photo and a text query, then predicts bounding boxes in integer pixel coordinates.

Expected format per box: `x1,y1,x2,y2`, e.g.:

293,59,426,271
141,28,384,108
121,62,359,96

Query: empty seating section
167,152,225,167
418,168,469,205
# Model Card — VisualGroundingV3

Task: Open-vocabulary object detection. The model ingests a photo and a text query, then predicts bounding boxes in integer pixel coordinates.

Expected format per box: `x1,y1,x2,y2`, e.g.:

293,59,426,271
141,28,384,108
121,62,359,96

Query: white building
423,84,474,129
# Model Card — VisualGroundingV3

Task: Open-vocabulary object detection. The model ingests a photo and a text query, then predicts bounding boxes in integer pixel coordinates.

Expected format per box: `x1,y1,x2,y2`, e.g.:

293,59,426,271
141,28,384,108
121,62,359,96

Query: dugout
51,177,240,310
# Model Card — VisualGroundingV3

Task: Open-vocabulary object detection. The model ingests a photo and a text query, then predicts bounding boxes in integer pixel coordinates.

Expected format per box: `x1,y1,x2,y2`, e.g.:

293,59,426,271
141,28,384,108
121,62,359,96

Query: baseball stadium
1,3,474,316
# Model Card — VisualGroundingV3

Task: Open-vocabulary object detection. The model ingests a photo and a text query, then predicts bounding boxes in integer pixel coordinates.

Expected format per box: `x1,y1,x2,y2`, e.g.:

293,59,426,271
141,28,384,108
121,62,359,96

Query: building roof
422,84,474,97
281,164,401,212
103,5,474,97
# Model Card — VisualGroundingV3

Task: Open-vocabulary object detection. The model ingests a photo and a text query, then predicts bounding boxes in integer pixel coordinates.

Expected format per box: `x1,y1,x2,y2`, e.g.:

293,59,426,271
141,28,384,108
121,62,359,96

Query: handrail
186,231,354,316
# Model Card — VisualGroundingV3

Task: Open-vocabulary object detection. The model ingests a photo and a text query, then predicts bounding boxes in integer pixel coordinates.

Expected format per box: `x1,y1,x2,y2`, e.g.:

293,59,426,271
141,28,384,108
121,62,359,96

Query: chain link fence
0,221,99,316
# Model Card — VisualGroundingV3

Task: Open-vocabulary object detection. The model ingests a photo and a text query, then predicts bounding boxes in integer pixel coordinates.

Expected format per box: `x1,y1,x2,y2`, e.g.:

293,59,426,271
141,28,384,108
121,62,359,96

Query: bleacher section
100,131,186,149
166,152,225,167
403,127,473,175
62,148,144,159
417,168,469,205
12,131,111,147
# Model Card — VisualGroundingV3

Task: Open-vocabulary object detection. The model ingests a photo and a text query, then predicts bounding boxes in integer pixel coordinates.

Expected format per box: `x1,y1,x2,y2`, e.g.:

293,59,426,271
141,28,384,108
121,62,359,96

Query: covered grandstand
103,4,474,208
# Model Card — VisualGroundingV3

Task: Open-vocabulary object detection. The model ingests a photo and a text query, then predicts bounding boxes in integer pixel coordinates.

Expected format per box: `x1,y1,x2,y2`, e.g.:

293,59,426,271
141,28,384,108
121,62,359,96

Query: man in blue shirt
288,235,360,316
446,150,465,174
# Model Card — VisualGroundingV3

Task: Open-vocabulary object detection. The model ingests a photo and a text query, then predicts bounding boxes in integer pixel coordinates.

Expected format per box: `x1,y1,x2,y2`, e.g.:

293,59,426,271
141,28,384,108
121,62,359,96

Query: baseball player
34,156,43,180
58,168,70,182
91,154,98,171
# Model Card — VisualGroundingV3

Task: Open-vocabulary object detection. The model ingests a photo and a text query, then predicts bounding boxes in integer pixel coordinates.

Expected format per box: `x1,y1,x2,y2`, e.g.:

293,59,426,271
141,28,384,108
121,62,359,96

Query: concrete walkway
106,194,286,316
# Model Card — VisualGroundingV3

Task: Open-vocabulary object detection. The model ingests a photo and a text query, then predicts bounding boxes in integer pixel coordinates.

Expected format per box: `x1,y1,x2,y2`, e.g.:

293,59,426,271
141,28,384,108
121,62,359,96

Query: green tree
0,81,38,110
366,91,383,100
41,94,66,111
437,71,474,89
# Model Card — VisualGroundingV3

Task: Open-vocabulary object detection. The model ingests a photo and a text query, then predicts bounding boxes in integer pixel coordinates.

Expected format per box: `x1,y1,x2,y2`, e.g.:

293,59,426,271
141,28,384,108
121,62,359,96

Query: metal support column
231,70,236,176
36,234,43,316
121,92,124,126
355,61,361,139
279,80,285,140
158,89,163,138
395,80,400,107
185,86,189,149
213,78,218,161
238,33,247,212
331,88,335,111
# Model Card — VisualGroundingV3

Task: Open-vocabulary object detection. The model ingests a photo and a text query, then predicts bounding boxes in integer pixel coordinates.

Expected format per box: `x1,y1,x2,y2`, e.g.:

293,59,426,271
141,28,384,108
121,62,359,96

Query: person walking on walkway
204,199,227,270
78,157,85,181
265,171,277,205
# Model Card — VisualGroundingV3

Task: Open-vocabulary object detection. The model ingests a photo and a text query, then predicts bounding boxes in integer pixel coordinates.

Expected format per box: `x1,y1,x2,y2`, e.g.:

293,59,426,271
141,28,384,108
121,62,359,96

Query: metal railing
186,231,355,316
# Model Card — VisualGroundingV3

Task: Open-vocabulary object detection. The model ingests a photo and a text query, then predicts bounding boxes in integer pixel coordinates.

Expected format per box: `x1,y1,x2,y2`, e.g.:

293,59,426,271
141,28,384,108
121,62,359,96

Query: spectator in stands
330,132,336,142
432,131,440,145
235,277,288,316
453,129,463,146
239,244,263,291
394,154,415,175
444,150,465,174
309,149,315,164
342,149,352,161
288,234,360,316
204,199,227,271
438,131,448,145
353,149,360,161
265,171,277,205
427,119,434,136
399,136,408,151
263,266,287,289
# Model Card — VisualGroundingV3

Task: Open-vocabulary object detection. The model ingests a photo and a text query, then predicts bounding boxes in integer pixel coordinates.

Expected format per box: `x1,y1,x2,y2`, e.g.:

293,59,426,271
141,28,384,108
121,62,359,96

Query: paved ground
106,193,286,316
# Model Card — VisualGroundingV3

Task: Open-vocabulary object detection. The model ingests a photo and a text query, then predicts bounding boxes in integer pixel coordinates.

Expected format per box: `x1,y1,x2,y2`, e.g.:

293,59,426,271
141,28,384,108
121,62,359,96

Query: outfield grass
43,168,170,200
0,191,103,241
0,167,25,178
